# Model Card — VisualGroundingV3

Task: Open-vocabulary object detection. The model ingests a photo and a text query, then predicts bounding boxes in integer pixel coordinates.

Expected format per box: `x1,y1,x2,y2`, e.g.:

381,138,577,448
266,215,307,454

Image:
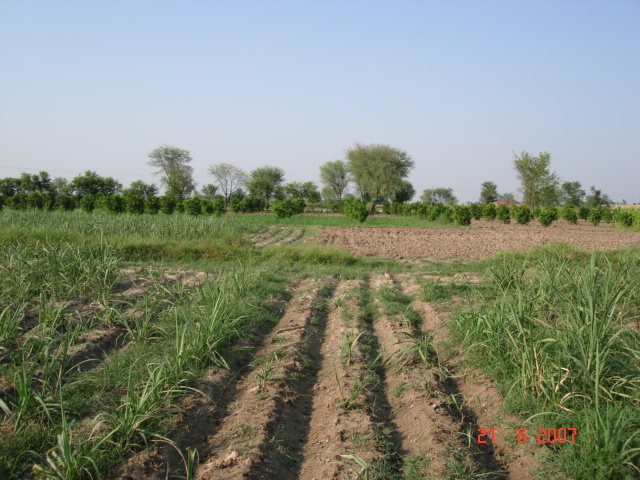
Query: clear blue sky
1,0,639,203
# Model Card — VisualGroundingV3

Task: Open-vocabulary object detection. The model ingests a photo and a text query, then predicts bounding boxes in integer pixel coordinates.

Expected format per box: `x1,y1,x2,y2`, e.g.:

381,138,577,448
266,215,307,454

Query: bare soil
319,220,640,259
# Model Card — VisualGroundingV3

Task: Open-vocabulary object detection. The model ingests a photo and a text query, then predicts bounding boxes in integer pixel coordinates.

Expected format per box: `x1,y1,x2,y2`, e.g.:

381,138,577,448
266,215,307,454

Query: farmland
1,210,639,479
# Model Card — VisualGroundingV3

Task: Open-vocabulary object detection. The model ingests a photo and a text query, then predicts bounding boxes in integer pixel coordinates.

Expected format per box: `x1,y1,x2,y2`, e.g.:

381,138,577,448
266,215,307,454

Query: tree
513,151,558,209
67,171,122,199
51,177,69,195
124,180,158,198
200,184,219,200
148,145,195,199
479,181,499,204
420,188,457,205
319,160,350,202
585,186,612,208
208,163,248,205
393,180,415,204
560,181,585,207
346,144,414,213
247,166,285,207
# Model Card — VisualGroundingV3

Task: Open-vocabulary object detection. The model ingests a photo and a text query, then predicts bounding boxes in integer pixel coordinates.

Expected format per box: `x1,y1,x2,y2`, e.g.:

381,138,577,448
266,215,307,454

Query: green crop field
1,210,638,479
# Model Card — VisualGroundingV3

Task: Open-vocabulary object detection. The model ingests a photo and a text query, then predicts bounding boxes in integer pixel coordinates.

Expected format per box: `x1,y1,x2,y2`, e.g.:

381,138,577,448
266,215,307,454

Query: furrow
405,276,540,480
195,278,331,479
298,280,383,480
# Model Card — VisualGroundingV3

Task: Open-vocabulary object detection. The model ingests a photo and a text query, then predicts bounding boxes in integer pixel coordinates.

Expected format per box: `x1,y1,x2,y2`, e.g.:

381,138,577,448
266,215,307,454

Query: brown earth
319,220,640,260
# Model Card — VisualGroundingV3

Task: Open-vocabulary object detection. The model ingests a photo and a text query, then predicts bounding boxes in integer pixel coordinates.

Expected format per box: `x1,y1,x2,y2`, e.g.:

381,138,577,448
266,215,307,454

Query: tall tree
148,145,195,199
585,186,612,208
208,163,248,205
393,180,415,203
421,187,457,205
319,160,350,202
247,166,285,206
346,144,414,213
479,181,499,204
561,181,585,207
513,151,558,209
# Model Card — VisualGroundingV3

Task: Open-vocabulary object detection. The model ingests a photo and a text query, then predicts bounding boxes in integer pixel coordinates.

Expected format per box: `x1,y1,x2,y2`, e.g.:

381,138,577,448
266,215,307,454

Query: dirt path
320,221,640,259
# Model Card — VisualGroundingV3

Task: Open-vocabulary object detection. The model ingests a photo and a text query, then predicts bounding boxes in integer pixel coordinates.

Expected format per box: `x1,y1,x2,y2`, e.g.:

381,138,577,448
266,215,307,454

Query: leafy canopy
346,143,414,212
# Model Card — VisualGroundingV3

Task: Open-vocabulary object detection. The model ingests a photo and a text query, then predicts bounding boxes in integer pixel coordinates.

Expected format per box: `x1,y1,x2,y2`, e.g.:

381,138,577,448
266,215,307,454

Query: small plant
337,372,370,410
453,205,472,226
393,331,434,367
537,207,558,227
512,204,532,225
272,198,305,218
341,329,363,365
340,454,371,480
561,204,578,225
587,206,605,226
496,204,510,224
254,358,278,387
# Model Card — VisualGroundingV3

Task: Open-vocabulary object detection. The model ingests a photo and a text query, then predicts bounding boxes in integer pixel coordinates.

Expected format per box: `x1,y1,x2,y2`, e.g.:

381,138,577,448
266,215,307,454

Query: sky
1,0,639,204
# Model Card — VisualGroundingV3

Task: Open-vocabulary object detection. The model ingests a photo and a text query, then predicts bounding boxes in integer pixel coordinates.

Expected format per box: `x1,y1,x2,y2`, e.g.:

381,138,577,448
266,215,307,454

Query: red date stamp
477,427,577,444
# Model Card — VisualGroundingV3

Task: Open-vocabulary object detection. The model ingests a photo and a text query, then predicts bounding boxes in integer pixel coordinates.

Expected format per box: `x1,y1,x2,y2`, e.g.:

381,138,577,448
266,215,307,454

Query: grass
2,210,638,479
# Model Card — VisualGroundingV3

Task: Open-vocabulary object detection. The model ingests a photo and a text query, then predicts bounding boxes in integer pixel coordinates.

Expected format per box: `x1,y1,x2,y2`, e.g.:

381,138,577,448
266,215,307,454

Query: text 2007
477,428,577,444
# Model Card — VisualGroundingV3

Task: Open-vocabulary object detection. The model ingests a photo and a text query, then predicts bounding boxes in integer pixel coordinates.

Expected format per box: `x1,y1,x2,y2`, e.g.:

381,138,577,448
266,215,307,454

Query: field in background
0,210,638,479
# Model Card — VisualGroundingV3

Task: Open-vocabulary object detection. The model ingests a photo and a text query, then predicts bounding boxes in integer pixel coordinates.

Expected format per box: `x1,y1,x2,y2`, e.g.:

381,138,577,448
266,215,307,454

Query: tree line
0,145,624,220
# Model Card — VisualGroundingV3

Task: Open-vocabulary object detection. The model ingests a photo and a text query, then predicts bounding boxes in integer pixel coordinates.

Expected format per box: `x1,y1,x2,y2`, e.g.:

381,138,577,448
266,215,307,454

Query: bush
453,205,472,226
482,203,497,221
55,194,76,211
469,204,483,220
230,196,265,213
578,206,590,220
615,209,635,228
159,195,177,214
211,197,226,216
561,205,578,225
272,198,305,219
512,205,531,225
342,198,369,223
7,193,27,210
79,193,97,213
125,194,145,215
145,196,161,214
496,205,510,224
426,203,446,221
96,195,125,213
537,207,558,227
26,192,45,210
183,197,203,215
588,206,604,226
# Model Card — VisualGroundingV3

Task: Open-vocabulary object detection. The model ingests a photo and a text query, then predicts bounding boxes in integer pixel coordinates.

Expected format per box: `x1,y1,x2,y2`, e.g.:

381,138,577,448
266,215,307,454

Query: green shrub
159,195,177,214
615,209,635,228
587,206,604,226
125,194,145,215
229,196,265,213
97,195,125,213
7,193,27,210
496,204,510,224
578,206,590,220
342,198,369,223
26,192,45,210
79,193,97,213
537,207,558,227
272,198,305,218
469,204,483,220
145,196,161,214
183,197,203,215
561,205,578,225
512,205,531,225
482,203,497,221
55,194,76,211
453,205,472,226
211,197,226,216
